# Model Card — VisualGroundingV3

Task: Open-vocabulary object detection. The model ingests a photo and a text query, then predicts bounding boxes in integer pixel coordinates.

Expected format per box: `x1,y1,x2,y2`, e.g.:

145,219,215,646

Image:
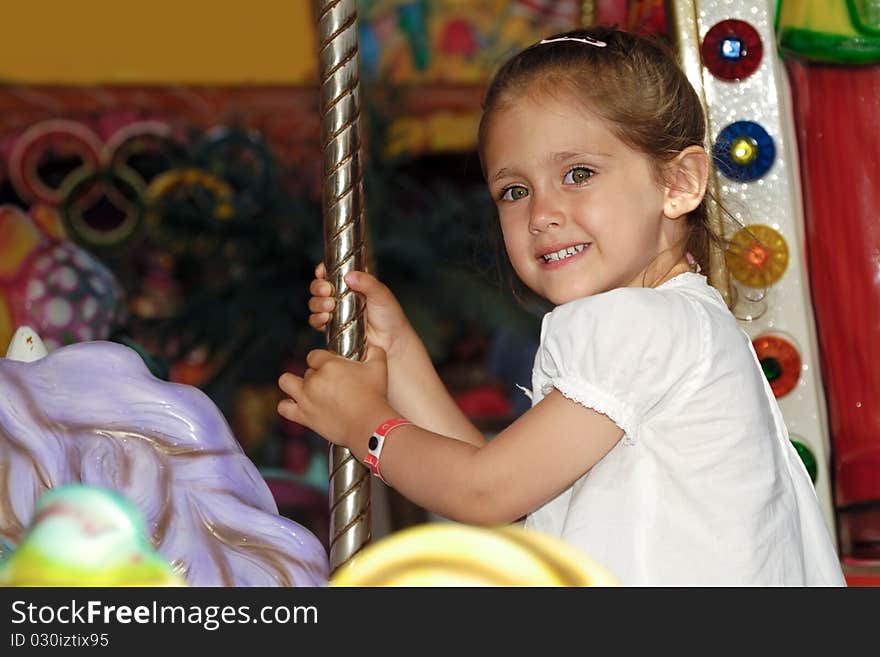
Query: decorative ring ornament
147,167,235,221
194,127,275,218
101,121,190,187
145,168,235,253
752,333,801,398
701,19,763,81
9,120,103,205
713,121,775,182
59,167,147,248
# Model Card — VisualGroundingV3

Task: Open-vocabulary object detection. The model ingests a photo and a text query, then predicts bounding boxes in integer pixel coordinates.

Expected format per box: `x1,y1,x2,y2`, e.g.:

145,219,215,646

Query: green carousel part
398,0,430,71
790,439,819,484
777,0,880,64
0,484,184,587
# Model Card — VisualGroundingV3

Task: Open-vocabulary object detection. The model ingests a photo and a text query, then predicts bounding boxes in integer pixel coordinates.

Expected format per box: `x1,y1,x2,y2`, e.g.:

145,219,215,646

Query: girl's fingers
277,399,299,422
308,270,334,333
278,372,304,400
343,271,386,301
309,296,335,313
310,278,334,297
308,313,330,330
305,349,335,369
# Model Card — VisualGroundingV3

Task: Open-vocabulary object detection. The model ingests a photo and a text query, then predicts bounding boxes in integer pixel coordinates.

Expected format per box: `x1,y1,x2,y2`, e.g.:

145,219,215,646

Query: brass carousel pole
667,0,732,305
315,0,371,573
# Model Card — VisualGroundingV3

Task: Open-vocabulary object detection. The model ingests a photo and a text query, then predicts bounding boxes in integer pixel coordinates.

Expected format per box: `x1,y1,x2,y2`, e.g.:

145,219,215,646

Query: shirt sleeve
535,287,705,444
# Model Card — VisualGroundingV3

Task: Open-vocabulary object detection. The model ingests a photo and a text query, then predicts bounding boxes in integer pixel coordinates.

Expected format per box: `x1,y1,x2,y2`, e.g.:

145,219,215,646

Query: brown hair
478,26,722,276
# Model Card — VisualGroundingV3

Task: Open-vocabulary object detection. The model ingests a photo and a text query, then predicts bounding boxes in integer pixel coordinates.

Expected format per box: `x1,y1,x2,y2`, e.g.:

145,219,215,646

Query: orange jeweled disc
752,334,801,397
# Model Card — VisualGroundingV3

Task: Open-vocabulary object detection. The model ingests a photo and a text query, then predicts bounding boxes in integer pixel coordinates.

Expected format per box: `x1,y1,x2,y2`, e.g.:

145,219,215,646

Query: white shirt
524,272,845,586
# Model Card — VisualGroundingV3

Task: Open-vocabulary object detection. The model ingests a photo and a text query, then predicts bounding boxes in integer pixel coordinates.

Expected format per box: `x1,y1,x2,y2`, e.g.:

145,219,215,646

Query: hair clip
539,36,607,48
686,251,702,274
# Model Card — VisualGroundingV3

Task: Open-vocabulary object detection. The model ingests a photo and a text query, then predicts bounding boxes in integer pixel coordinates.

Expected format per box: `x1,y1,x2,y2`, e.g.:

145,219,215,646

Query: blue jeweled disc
713,121,775,182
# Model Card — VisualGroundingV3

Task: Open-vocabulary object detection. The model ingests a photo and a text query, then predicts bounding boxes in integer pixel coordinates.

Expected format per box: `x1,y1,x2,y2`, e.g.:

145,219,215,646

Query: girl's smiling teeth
539,243,590,263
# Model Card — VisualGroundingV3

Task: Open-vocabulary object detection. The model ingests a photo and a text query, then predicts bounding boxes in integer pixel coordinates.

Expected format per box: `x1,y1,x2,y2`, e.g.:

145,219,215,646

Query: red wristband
364,417,412,483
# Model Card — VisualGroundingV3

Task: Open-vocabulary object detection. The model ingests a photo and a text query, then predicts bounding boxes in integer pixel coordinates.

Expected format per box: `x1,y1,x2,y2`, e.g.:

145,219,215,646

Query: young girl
279,27,845,586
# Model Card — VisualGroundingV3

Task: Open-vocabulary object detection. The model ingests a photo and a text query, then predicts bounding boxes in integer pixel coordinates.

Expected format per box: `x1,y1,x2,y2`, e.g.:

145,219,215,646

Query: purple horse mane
0,331,328,586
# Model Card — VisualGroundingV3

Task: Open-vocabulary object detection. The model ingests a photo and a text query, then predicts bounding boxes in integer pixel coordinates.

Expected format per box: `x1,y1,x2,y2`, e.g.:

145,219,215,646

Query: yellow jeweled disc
726,224,789,288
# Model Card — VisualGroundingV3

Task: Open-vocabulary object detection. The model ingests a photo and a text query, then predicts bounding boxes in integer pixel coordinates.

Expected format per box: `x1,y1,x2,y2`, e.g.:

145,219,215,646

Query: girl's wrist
386,321,418,363
348,401,401,461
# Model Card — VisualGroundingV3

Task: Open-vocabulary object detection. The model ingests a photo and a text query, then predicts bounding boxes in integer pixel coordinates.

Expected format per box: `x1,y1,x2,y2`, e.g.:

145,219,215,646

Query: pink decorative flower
0,204,124,353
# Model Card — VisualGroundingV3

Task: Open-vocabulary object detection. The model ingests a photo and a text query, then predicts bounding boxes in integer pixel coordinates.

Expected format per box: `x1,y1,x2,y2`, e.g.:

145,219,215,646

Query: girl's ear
663,146,709,219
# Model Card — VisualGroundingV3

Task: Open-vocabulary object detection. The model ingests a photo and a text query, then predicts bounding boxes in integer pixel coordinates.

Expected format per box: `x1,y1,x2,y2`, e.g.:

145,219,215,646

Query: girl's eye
563,166,595,185
500,185,529,201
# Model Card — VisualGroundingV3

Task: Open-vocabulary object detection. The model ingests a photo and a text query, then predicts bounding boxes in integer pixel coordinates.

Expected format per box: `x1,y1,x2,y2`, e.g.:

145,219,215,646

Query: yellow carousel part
29,204,67,241
0,484,186,587
214,202,235,220
0,550,186,587
730,136,759,165
0,298,12,354
0,207,42,278
778,1,864,38
330,523,618,587
777,0,880,64
386,112,481,158
726,224,789,288
581,0,596,26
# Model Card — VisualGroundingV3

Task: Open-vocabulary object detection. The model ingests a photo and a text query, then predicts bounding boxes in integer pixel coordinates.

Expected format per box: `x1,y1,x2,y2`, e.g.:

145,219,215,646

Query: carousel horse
0,327,329,586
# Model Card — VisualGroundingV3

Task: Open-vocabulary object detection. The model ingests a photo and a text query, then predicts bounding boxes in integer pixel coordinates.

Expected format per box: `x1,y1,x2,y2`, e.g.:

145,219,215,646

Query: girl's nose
528,194,564,234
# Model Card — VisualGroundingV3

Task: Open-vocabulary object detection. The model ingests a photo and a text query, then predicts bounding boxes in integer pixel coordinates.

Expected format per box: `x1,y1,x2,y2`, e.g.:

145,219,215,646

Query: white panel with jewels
683,0,837,539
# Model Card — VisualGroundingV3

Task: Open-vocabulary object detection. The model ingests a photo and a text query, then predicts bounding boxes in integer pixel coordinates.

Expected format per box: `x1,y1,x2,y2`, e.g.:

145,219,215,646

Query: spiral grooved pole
316,0,370,573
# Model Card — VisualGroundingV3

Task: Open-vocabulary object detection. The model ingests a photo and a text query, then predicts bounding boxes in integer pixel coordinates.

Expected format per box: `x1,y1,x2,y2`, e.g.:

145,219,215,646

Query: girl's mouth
538,243,590,265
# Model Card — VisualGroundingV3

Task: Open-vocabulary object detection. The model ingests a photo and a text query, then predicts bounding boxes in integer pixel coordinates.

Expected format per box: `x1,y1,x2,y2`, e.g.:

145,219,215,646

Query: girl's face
483,93,685,306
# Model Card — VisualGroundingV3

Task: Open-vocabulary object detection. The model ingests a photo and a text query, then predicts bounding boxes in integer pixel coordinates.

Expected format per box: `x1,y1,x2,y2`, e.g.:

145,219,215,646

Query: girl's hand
308,263,415,361
277,345,393,450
